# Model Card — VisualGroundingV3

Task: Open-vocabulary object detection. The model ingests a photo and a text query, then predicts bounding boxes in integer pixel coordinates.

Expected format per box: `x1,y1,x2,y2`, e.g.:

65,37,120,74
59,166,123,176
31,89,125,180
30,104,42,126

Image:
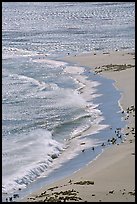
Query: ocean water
2,2,135,200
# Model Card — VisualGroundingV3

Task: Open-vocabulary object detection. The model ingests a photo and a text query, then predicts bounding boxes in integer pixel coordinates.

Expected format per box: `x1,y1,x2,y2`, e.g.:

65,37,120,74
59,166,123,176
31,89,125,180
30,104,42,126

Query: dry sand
21,51,135,202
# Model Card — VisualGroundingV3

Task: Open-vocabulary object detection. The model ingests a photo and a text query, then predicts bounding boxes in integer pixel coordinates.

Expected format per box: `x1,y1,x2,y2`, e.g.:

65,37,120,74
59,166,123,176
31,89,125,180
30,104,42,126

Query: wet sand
21,51,135,202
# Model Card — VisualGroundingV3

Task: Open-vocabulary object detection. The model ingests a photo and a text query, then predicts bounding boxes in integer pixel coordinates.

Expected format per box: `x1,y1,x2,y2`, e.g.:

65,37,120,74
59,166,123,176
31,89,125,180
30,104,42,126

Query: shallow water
2,2,134,201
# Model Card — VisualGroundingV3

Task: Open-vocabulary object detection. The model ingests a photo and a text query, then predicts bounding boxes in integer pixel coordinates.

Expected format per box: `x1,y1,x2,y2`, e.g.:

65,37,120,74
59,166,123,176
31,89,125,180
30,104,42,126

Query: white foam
64,66,85,74
2,129,64,194
2,47,39,59
40,136,100,178
32,58,67,67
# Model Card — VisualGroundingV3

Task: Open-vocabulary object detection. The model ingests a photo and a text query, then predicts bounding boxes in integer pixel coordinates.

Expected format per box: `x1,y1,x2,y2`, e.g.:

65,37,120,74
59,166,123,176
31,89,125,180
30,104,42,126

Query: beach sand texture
21,51,135,202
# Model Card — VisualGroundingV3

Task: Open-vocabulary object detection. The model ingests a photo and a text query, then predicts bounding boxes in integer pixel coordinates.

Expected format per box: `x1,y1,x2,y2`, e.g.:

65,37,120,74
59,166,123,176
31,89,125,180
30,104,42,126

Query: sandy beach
21,51,135,202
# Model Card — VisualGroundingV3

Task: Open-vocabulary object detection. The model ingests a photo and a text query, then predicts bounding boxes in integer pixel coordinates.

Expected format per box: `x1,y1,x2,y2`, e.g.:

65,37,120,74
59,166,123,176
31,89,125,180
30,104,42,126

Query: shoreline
20,51,135,202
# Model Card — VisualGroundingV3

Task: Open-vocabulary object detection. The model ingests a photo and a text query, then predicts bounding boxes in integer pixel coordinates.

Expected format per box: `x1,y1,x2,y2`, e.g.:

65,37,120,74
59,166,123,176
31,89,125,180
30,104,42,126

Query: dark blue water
2,2,134,201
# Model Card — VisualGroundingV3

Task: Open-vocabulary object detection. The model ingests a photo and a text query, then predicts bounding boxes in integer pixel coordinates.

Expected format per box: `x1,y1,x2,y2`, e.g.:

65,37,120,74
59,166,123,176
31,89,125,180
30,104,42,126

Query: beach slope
21,51,135,202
